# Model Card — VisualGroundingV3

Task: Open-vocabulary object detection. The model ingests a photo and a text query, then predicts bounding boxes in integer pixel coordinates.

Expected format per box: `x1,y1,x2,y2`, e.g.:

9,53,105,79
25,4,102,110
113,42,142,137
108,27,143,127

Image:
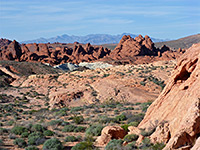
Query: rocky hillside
134,43,200,149
155,34,200,50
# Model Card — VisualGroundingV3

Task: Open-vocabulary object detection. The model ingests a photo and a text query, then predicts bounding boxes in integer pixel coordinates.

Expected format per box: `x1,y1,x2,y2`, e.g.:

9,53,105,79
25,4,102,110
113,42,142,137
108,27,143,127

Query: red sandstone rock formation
0,35,183,65
0,40,111,65
136,43,200,149
102,35,183,64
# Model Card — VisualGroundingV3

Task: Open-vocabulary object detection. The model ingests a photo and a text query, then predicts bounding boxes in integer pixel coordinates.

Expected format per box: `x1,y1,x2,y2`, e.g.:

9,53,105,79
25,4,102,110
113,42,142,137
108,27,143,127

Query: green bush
21,131,30,138
70,107,83,113
65,136,79,142
0,139,4,146
140,128,155,137
13,138,27,148
74,126,86,132
141,102,152,112
48,120,62,126
123,134,139,142
139,137,153,149
115,113,127,122
43,130,54,136
127,113,145,124
85,124,104,136
105,139,123,150
25,146,39,150
11,126,28,135
151,142,165,150
73,115,84,124
28,132,45,145
71,141,93,150
62,125,76,132
0,127,8,134
31,124,46,132
43,138,63,150
128,121,139,127
7,120,14,126
121,124,129,132
125,141,138,150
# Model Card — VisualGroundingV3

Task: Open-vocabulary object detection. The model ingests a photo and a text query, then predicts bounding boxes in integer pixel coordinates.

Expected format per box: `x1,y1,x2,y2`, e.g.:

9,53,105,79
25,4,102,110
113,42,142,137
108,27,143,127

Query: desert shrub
139,137,153,149
48,120,62,126
43,130,54,136
11,126,28,135
28,132,45,145
0,139,4,146
25,146,39,150
43,138,63,150
140,128,156,137
62,125,76,132
115,113,127,122
73,115,84,124
125,141,138,150
74,126,86,132
141,102,152,112
151,142,165,150
71,140,94,150
0,127,8,134
85,124,104,136
31,124,46,132
65,136,79,142
98,115,115,124
127,113,145,124
105,139,123,150
70,107,83,113
121,124,129,132
55,107,69,116
13,138,27,148
21,131,30,138
7,120,14,126
123,134,139,142
128,121,139,127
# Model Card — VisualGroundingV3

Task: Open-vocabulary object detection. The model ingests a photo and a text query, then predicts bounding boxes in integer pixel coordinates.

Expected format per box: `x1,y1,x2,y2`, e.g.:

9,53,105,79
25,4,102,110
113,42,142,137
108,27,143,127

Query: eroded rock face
96,126,126,146
137,43,200,149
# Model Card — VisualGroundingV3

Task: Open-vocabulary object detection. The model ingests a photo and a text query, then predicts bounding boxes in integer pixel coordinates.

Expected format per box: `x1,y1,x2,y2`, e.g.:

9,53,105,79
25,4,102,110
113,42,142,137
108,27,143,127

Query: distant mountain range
21,33,166,45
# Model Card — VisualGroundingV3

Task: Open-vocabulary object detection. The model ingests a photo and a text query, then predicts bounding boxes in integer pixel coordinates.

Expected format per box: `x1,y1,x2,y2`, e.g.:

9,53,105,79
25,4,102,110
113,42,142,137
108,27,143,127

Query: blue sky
0,0,200,41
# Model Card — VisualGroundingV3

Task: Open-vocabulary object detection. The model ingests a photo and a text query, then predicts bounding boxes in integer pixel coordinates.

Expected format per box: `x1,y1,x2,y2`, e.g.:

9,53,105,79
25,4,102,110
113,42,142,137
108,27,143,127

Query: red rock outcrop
0,38,12,48
96,126,126,146
102,35,183,64
0,35,184,65
136,43,200,149
0,41,111,65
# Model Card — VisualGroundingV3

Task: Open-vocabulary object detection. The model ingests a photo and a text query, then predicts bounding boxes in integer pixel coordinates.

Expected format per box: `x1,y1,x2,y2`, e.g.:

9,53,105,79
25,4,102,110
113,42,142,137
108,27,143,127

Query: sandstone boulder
96,126,126,146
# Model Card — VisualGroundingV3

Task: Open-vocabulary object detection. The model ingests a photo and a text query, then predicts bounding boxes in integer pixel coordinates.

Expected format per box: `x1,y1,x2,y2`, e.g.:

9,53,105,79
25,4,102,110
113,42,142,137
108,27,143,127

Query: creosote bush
85,124,104,136
25,146,39,150
13,138,27,148
11,126,28,135
43,138,63,150
123,134,139,142
105,139,123,150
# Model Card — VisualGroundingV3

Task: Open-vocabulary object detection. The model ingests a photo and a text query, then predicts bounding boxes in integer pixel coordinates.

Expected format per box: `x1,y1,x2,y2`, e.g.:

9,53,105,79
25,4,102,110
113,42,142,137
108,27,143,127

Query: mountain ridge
21,33,165,45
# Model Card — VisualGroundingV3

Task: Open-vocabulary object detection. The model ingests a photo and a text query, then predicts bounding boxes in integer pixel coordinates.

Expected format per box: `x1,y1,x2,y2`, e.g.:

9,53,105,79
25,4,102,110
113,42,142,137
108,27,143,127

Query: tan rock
96,126,126,146
191,137,200,150
128,126,141,135
138,43,200,149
